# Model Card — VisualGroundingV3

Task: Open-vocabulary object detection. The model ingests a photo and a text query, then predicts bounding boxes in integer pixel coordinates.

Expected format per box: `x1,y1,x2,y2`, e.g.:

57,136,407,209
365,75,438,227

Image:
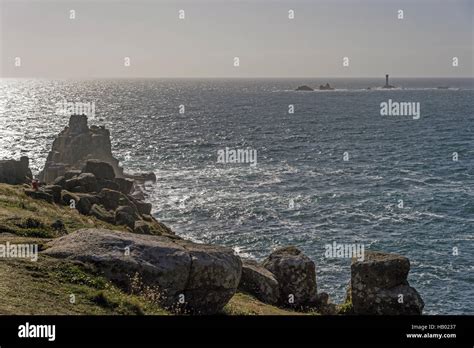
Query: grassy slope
0,184,299,315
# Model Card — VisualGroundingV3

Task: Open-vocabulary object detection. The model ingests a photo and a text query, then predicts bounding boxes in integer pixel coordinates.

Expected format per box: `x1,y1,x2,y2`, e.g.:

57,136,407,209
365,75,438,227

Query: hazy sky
1,0,472,78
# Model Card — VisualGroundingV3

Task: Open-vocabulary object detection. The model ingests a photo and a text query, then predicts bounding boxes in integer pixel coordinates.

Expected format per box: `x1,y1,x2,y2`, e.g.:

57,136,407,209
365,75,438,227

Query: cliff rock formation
39,115,123,183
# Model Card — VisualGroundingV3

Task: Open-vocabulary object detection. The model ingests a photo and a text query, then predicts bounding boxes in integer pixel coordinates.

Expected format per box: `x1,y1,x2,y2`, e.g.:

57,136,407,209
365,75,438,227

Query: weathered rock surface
39,115,123,183
262,246,317,308
115,177,134,195
0,157,33,185
238,259,280,305
24,189,53,203
350,251,424,315
42,185,62,204
42,228,242,314
82,160,116,180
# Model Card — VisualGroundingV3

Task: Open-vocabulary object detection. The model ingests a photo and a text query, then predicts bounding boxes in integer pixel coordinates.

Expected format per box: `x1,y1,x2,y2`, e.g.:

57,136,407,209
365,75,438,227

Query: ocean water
0,78,473,314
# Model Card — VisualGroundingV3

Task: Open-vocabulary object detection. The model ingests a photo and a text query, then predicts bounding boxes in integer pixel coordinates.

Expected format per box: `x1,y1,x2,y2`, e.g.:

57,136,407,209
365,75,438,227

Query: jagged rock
130,187,146,201
350,251,424,315
83,160,115,180
115,177,134,195
0,157,33,185
64,170,82,180
77,173,99,192
65,173,98,193
89,204,115,224
115,206,139,229
97,189,136,212
53,176,66,187
238,259,280,305
319,83,334,90
43,185,63,204
76,194,100,215
61,190,79,206
42,228,242,314
24,189,53,203
39,115,123,183
97,179,120,192
133,200,152,215
313,292,338,315
68,113,89,134
134,220,151,235
150,219,175,236
295,85,313,91
262,246,317,308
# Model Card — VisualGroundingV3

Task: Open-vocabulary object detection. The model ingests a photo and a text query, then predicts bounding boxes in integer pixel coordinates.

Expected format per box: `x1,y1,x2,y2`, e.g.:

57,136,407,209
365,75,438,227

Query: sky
0,0,472,78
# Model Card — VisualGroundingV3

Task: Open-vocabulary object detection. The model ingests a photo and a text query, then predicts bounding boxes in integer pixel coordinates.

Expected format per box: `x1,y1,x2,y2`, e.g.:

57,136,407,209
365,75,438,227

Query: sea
0,77,473,314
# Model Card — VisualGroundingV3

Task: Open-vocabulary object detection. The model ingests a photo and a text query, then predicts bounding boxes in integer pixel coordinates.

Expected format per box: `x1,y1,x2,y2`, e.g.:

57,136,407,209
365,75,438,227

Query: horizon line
1,76,473,80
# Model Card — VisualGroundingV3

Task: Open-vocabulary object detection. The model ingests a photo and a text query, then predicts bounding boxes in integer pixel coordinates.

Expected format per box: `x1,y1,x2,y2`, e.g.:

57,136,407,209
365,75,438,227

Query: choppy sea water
0,78,473,314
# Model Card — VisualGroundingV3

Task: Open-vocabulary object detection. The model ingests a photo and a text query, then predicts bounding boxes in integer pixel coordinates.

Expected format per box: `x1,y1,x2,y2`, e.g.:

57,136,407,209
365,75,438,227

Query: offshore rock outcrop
295,85,314,91
39,115,123,183
319,83,334,90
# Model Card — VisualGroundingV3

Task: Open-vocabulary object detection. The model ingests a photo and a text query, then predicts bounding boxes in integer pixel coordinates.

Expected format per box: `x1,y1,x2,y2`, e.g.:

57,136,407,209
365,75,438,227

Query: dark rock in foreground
0,156,33,185
262,246,317,308
42,228,242,314
350,251,424,315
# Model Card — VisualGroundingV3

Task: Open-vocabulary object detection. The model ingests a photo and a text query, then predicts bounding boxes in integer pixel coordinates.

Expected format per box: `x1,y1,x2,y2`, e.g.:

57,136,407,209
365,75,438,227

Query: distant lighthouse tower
383,74,395,89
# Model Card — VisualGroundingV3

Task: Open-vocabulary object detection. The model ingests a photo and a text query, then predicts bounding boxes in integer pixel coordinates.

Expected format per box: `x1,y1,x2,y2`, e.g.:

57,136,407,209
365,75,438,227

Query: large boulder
42,229,242,314
133,220,152,235
97,179,120,192
115,205,139,229
238,259,280,305
89,204,115,224
262,246,317,308
65,173,99,193
24,189,53,203
97,189,136,212
115,177,134,195
0,156,33,185
133,200,152,215
76,194,100,215
42,185,62,204
83,160,115,181
350,251,424,315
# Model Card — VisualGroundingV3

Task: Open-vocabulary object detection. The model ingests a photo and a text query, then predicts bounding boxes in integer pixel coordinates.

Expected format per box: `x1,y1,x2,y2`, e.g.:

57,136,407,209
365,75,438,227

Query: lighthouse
383,74,395,89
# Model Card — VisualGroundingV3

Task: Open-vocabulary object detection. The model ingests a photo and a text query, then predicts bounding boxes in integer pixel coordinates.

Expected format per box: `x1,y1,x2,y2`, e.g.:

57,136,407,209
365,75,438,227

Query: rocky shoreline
0,115,424,315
